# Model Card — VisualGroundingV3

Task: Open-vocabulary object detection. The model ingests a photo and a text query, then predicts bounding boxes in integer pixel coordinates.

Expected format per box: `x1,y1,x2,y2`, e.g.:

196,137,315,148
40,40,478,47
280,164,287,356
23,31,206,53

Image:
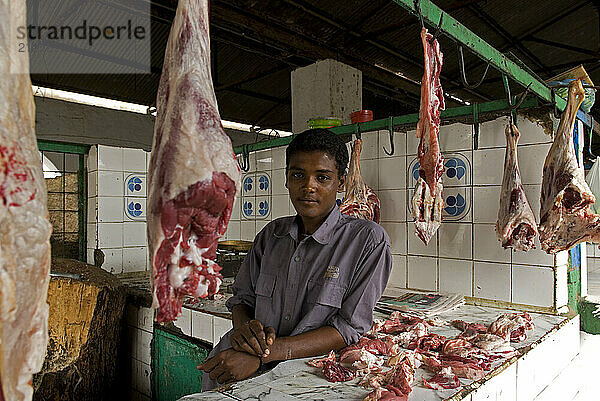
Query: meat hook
238,144,250,172
431,13,444,42
413,0,425,29
355,122,362,140
503,74,531,133
550,88,562,119
458,45,490,90
383,116,395,156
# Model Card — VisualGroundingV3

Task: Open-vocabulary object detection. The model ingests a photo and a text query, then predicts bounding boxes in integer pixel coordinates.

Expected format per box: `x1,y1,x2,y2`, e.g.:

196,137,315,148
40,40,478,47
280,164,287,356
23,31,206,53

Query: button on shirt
226,206,392,345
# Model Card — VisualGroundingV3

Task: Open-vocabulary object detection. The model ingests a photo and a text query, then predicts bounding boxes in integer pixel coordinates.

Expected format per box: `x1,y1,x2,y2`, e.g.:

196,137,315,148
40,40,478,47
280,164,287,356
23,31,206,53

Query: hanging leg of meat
496,124,538,251
0,0,52,399
539,80,600,253
411,27,446,245
339,139,381,223
148,0,241,323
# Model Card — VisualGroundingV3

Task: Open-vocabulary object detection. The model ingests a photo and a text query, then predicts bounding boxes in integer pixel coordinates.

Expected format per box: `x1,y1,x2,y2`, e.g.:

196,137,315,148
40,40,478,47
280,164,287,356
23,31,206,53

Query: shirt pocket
255,273,277,298
307,279,345,308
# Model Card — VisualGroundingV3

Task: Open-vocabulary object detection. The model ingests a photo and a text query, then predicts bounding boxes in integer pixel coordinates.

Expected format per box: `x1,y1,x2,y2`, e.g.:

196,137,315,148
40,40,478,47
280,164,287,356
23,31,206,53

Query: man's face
286,150,345,233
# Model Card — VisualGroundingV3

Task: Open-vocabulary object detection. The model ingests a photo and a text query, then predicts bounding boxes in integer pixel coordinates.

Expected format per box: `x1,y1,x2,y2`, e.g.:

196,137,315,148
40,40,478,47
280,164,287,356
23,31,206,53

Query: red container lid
350,110,373,124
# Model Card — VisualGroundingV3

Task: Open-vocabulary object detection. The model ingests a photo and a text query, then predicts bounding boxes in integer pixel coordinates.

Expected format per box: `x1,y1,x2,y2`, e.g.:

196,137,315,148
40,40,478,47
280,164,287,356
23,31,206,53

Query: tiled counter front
180,306,579,401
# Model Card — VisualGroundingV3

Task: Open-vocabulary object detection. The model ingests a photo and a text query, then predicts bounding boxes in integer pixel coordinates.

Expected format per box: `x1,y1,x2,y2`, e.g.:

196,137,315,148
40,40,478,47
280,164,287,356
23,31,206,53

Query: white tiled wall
233,116,570,311
125,305,153,401
88,145,149,274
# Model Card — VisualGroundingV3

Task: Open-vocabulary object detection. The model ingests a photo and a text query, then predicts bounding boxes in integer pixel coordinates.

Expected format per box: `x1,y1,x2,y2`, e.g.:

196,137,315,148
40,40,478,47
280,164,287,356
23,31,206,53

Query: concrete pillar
291,59,362,133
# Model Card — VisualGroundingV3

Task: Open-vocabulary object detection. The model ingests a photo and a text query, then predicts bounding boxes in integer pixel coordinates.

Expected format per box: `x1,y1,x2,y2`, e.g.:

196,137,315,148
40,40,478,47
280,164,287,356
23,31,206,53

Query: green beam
233,96,540,155
389,0,567,111
37,139,90,155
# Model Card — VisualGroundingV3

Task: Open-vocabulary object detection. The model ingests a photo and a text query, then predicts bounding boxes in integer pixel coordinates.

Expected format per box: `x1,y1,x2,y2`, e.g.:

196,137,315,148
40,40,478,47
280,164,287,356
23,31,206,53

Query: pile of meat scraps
147,0,241,323
307,311,533,400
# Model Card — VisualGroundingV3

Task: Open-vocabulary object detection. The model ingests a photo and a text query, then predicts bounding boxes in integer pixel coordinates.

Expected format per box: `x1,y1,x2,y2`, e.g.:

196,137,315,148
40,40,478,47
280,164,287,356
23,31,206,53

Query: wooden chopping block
33,258,126,401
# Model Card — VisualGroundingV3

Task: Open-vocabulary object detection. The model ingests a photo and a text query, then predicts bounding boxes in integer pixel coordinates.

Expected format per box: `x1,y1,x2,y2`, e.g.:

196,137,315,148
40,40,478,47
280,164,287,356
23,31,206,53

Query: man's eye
292,172,303,179
318,175,331,181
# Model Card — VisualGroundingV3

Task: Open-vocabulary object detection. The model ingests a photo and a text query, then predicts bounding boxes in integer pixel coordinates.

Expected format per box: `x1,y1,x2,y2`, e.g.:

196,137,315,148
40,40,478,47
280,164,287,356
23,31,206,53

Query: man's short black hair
286,128,349,178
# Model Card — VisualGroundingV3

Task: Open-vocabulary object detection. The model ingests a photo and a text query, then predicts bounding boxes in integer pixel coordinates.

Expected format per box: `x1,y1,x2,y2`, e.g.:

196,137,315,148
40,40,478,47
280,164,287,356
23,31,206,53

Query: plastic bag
586,157,600,214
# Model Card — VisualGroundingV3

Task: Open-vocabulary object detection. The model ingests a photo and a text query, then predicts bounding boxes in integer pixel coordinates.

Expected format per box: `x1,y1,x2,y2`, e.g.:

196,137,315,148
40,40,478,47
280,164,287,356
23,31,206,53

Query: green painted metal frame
38,139,90,262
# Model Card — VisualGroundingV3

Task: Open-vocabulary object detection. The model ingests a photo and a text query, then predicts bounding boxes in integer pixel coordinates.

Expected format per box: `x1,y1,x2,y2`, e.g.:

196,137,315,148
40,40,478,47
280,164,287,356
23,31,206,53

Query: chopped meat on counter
470,333,512,352
488,312,534,342
422,366,461,390
363,385,407,401
408,333,446,353
307,350,336,368
339,336,400,363
451,320,488,340
353,349,386,375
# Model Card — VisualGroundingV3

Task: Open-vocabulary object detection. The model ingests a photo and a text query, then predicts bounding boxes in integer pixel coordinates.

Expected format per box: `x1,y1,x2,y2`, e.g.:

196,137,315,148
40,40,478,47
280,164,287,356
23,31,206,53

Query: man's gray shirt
226,206,392,345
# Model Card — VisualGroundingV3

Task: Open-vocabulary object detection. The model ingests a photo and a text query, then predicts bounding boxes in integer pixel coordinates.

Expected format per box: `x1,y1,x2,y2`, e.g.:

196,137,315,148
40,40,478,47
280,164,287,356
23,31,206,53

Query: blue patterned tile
124,197,145,221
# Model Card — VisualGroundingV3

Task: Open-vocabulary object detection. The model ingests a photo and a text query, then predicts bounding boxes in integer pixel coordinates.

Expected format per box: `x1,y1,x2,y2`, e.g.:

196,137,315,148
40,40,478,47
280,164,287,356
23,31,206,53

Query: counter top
179,304,572,401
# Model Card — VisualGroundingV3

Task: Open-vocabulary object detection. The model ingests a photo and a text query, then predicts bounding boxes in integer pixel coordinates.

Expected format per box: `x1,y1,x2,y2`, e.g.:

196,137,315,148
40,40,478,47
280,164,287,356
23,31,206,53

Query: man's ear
337,174,346,192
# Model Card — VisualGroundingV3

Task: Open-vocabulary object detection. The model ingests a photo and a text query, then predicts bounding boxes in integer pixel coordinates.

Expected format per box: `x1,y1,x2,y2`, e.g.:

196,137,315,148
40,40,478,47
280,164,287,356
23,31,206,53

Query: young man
199,128,392,390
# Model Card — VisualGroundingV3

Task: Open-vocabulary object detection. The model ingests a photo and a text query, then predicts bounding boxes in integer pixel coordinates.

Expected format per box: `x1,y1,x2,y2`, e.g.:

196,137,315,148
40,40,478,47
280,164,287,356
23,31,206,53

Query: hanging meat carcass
339,139,381,223
539,80,600,253
0,0,52,399
496,124,538,250
148,0,241,323
411,27,446,245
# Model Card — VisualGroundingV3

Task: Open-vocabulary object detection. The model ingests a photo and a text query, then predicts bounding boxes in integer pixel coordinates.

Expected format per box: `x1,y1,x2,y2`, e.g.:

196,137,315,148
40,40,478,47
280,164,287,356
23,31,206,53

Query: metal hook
458,46,490,90
431,13,444,42
413,0,425,29
238,144,250,172
550,88,562,119
355,122,362,140
383,116,395,156
502,74,532,134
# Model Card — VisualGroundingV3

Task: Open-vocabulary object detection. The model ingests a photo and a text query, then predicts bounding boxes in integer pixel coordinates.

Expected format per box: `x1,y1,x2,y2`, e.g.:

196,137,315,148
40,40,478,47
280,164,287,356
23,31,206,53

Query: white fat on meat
353,349,385,375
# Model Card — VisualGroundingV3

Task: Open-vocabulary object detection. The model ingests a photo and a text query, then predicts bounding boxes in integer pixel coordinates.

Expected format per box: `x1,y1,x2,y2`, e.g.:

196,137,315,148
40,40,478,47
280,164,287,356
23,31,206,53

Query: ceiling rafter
523,37,600,58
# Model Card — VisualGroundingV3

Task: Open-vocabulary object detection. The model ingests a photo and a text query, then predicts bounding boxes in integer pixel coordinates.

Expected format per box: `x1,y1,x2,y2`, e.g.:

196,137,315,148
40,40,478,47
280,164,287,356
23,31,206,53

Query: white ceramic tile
87,223,97,248
125,174,147,197
439,223,472,259
517,115,553,145
241,221,256,241
439,123,473,152
586,243,596,258
473,186,501,223
87,248,94,265
98,171,124,197
555,263,568,308
98,222,123,248
101,247,123,274
88,146,98,172
123,222,147,247
517,143,551,185
124,197,146,221
255,172,272,196
442,186,472,222
174,307,192,337
87,197,97,224
379,156,406,190
378,130,407,158
473,261,511,301
406,129,418,156
213,316,233,342
97,145,123,171
128,326,137,361
555,250,569,267
255,149,272,172
123,247,147,273
256,220,268,234
241,173,257,197
473,147,505,185
98,196,124,222
441,152,472,187
361,159,379,190
358,130,378,160
138,361,152,397
136,329,152,364
378,190,406,222
272,169,287,195
271,147,286,169
473,223,511,263
408,228,437,257
381,222,407,255
192,311,214,344
388,255,407,288
88,170,97,197
272,195,290,219
230,196,241,220
138,307,154,332
478,117,511,149
123,148,147,172
511,236,554,266
439,259,473,296
407,256,437,291
145,151,151,172
512,264,554,307
225,221,241,240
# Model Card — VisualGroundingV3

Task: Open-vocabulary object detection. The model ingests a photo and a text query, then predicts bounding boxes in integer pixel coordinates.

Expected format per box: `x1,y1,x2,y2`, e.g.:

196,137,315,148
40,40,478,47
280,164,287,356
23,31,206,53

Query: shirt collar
274,206,341,244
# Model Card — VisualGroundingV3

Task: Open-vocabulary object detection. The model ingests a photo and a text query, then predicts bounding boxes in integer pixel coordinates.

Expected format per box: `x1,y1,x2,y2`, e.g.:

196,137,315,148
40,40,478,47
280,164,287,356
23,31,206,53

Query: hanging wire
458,46,491,90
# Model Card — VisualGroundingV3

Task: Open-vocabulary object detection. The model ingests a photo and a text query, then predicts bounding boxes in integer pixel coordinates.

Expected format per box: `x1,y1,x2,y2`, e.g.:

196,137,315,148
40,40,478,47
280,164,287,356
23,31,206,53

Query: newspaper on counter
375,290,465,318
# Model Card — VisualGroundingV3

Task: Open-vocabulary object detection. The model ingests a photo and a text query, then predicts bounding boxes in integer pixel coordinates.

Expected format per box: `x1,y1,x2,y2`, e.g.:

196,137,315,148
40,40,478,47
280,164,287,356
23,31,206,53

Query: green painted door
153,327,210,401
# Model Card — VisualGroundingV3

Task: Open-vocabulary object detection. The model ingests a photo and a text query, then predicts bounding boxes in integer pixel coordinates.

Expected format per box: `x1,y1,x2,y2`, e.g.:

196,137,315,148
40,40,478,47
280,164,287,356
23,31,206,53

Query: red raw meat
339,336,399,363
423,367,461,390
307,351,336,368
148,0,241,323
496,124,538,250
408,333,446,353
411,27,445,245
340,139,381,223
451,320,488,340
322,353,355,382
488,312,534,342
539,79,600,253
363,385,407,401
